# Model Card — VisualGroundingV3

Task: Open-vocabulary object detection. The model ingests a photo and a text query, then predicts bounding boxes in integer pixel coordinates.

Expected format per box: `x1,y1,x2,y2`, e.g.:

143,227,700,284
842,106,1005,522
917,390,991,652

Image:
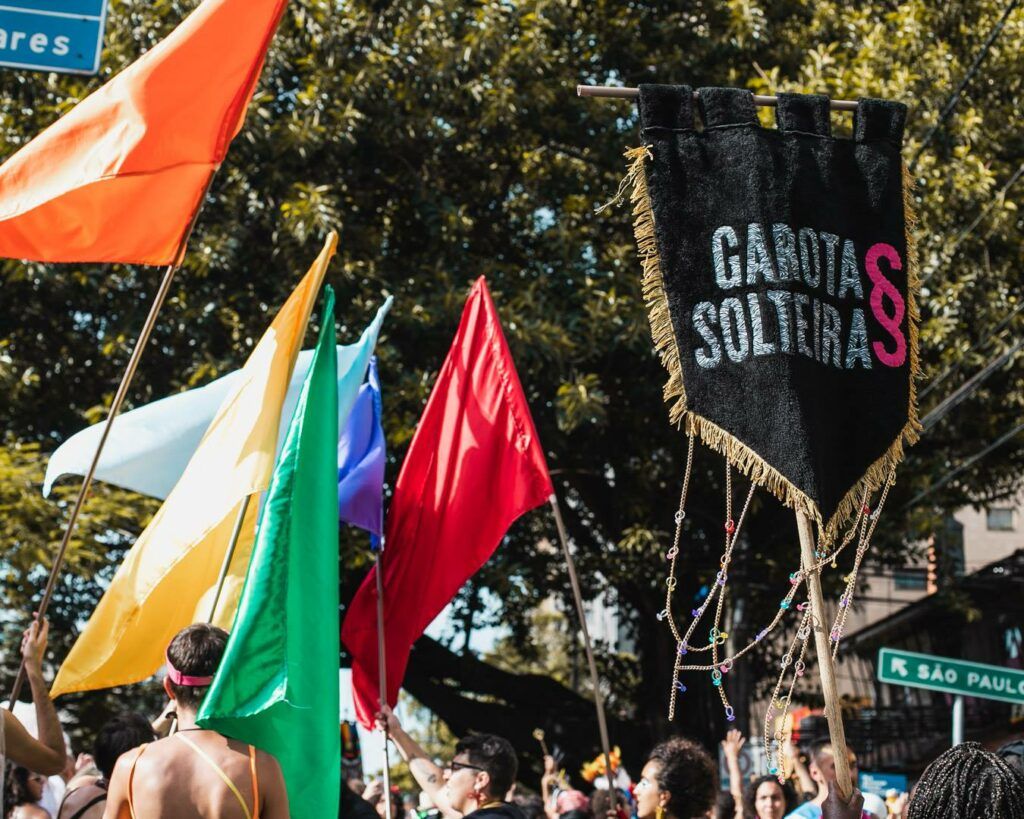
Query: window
987,508,1015,531
894,568,928,590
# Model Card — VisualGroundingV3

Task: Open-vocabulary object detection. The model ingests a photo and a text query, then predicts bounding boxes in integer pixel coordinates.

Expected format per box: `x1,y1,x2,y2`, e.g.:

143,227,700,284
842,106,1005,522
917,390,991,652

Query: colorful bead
789,572,800,585
756,629,768,642
675,681,687,693
656,609,667,622
796,602,809,611
830,629,842,641
768,766,778,775
666,546,679,560
780,599,791,610
691,608,701,617
711,669,722,686
724,519,735,534
724,705,735,722
677,642,688,656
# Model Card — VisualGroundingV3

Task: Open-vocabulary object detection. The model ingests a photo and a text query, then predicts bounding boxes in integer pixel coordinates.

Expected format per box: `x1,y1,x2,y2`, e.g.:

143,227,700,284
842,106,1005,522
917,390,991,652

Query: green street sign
877,647,1024,705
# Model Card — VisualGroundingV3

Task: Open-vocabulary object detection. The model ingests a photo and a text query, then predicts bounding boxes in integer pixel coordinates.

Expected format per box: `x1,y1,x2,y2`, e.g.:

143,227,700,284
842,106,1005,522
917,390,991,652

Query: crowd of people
361,708,1024,819
3,618,1024,818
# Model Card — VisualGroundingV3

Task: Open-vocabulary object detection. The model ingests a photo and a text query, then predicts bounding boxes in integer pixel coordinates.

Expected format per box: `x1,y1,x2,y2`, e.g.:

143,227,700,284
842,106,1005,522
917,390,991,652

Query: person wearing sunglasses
377,706,522,819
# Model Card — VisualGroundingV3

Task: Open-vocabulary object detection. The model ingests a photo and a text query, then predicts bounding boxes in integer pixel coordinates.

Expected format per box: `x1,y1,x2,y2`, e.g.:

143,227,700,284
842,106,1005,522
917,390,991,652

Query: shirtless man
103,624,289,818
3,617,67,776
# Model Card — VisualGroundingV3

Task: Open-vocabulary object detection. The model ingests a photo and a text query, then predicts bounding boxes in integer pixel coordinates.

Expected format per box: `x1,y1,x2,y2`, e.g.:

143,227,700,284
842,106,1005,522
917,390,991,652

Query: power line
909,0,1022,173
919,338,1024,431
905,420,1024,508
921,162,1024,285
920,301,1024,398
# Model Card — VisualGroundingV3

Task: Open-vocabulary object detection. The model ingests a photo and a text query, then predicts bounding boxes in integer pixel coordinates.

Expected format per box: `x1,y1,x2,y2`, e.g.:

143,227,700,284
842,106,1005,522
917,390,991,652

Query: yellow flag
51,233,337,697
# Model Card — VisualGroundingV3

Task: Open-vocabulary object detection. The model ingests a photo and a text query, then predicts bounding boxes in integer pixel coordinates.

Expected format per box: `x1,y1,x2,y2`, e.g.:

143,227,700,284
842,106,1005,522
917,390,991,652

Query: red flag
0,0,287,265
342,277,553,727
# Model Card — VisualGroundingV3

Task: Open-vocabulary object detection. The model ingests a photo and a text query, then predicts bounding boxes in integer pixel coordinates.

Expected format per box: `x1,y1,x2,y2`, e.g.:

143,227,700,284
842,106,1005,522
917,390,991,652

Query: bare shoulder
19,806,51,819
113,742,149,772
256,747,285,779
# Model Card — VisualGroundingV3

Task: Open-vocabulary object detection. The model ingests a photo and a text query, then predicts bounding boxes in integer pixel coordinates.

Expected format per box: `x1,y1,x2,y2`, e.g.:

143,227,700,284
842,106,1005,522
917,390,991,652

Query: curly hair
647,737,717,819
742,776,797,819
907,742,1024,819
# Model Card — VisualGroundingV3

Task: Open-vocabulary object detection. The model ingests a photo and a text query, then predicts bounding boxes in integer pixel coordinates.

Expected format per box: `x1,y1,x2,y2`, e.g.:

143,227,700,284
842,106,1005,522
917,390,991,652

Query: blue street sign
859,771,908,798
0,0,107,75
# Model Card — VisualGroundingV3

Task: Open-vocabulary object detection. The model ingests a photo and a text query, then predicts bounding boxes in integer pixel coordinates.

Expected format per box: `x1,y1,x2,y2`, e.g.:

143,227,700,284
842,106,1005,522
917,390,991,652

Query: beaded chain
762,606,813,778
659,432,899,780
828,469,898,658
761,467,898,783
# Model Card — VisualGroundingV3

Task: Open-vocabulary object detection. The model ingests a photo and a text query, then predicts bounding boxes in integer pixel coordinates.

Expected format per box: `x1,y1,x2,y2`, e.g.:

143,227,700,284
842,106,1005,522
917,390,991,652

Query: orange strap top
128,737,260,819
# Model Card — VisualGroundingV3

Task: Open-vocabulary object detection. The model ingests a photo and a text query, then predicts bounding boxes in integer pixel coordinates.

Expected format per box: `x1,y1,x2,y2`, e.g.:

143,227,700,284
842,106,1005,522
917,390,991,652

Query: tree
1,0,1021,774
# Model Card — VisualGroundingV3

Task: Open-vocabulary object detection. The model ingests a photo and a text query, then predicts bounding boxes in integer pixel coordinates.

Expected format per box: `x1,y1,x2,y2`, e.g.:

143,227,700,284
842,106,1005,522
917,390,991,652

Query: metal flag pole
7,171,217,708
206,494,253,623
952,695,965,746
375,541,393,819
549,495,615,800
576,85,859,110
795,511,853,800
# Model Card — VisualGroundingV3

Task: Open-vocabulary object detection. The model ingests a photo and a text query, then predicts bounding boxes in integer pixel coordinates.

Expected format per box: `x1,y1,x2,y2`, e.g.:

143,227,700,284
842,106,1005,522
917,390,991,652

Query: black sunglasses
447,760,486,774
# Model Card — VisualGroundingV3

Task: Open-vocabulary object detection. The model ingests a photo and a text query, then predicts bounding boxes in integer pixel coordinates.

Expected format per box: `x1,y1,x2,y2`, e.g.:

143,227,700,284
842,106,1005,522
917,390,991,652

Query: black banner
629,85,920,540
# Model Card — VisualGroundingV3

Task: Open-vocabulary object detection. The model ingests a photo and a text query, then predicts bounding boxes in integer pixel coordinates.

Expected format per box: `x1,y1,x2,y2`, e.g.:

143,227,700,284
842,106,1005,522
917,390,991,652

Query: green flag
198,286,340,817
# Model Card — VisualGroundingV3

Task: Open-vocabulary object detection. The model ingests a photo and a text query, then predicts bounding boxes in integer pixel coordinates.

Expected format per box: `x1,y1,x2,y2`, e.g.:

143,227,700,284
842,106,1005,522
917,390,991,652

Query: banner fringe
625,147,922,545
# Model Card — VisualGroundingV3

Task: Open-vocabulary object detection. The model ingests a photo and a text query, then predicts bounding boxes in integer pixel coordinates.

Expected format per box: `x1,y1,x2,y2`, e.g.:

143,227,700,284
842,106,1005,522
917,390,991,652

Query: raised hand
720,728,746,760
21,615,48,672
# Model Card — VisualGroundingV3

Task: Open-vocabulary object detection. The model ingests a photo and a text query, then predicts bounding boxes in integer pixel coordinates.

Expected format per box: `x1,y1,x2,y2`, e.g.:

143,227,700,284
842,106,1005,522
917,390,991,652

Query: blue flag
338,357,385,540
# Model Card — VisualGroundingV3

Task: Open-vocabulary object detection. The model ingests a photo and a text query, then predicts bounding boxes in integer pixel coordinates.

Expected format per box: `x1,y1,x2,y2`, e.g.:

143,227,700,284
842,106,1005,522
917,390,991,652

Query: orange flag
0,0,287,265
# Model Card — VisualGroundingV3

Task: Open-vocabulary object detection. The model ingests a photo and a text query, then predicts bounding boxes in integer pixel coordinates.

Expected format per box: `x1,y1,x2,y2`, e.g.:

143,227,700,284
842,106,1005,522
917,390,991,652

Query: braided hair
907,742,1024,819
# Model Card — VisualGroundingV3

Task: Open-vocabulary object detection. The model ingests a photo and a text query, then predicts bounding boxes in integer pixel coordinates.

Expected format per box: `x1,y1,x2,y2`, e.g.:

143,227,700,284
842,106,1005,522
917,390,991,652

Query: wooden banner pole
375,546,393,819
206,494,253,623
795,511,853,800
7,171,216,708
549,495,615,798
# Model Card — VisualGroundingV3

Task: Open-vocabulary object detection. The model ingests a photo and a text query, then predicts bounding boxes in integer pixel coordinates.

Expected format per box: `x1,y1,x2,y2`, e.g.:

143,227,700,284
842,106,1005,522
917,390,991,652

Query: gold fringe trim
625,148,923,544
626,146,687,426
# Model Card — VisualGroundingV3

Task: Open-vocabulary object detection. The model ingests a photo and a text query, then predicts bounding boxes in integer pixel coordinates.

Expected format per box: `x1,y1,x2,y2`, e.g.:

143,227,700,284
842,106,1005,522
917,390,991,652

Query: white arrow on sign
891,658,908,677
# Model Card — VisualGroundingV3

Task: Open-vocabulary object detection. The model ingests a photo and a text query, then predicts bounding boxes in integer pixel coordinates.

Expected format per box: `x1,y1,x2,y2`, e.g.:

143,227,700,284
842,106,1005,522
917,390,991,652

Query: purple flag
338,357,385,538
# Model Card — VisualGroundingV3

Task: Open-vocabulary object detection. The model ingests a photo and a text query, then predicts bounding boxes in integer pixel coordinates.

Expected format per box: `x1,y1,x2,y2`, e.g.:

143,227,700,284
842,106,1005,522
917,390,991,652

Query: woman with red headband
102,624,290,818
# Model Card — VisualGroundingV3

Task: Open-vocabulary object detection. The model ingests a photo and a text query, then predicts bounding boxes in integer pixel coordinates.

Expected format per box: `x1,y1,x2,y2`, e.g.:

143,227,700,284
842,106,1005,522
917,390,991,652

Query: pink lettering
865,243,906,367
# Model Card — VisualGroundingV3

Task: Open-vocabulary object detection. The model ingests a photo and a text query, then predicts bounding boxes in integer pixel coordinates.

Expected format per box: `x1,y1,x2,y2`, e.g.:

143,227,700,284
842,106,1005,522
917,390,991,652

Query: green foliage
0,0,1021,756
